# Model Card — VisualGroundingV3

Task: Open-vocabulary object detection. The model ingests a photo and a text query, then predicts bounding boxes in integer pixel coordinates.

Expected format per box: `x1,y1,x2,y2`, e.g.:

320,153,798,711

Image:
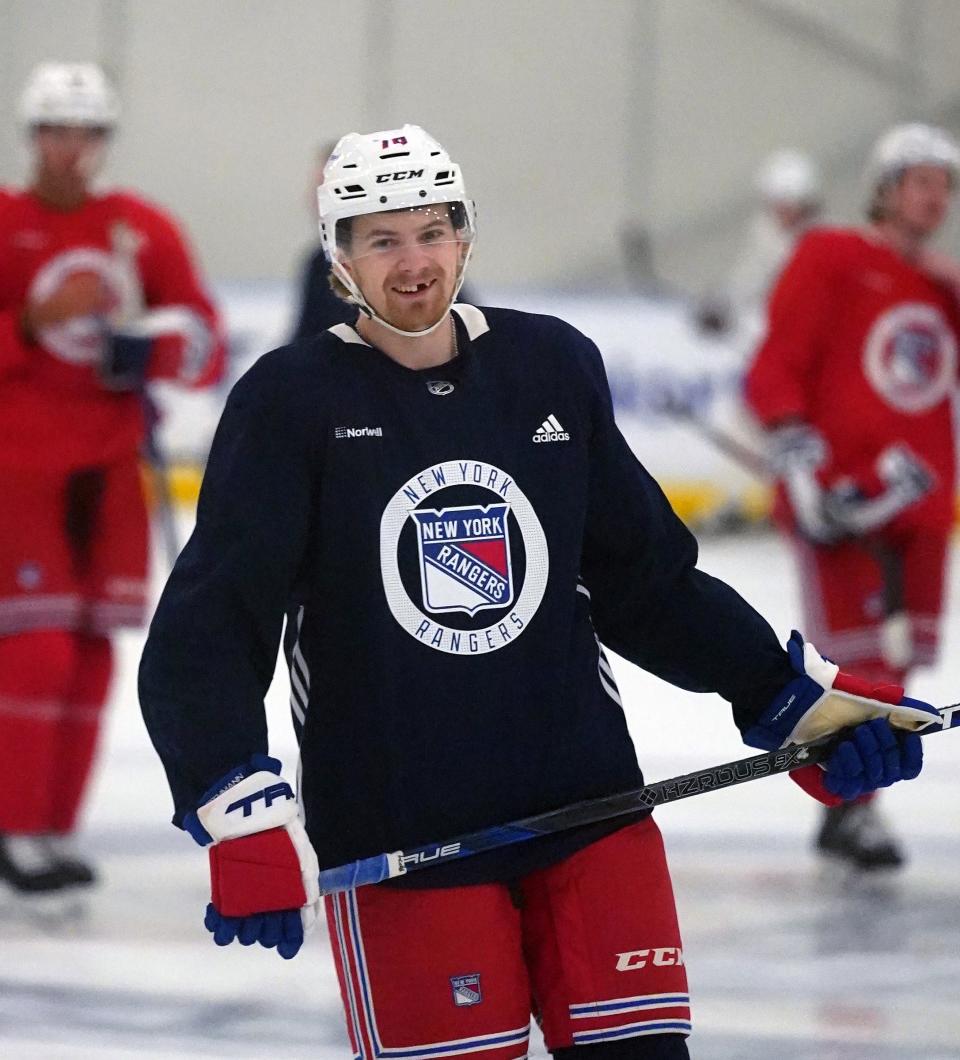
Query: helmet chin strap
334,244,474,339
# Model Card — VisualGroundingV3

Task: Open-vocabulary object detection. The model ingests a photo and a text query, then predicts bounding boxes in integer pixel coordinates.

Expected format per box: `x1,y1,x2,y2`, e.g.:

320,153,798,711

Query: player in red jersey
745,122,960,870
0,62,225,894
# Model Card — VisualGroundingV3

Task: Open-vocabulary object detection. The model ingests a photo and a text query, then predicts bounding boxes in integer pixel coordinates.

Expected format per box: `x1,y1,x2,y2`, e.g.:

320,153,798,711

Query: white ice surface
2,520,959,1059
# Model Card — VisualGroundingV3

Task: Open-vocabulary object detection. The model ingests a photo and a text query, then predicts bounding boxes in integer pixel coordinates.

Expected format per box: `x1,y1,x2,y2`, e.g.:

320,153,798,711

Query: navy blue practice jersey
139,304,793,886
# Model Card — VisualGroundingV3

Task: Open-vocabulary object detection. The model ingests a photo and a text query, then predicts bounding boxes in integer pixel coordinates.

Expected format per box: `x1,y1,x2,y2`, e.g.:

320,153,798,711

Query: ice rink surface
2,522,959,1059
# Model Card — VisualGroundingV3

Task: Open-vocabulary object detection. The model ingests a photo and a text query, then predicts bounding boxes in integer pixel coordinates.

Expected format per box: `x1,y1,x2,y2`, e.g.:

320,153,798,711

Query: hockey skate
40,836,97,887
815,801,905,871
0,834,73,894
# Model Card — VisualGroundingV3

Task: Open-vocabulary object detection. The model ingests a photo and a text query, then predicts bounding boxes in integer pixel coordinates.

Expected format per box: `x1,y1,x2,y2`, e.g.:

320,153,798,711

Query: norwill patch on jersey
335,425,383,438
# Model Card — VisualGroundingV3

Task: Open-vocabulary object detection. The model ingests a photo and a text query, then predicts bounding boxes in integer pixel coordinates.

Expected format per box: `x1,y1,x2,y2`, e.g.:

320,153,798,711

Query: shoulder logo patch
532,414,570,443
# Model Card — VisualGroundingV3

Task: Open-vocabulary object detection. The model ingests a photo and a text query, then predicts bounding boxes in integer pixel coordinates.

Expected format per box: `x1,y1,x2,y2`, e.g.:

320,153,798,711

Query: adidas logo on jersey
532,415,570,443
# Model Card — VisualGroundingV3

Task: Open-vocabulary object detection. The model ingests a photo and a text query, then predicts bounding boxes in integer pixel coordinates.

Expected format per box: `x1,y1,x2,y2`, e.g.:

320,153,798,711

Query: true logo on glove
225,782,294,818
936,705,957,730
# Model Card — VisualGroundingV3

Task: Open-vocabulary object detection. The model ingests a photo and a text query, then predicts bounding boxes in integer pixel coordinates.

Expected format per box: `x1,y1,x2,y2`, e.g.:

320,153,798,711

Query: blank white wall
2,0,959,294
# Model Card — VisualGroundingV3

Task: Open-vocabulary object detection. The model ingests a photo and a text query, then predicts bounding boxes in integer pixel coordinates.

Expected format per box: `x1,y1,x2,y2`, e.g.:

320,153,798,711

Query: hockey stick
317,703,960,895
860,538,910,669
141,392,181,569
109,222,182,569
664,404,769,479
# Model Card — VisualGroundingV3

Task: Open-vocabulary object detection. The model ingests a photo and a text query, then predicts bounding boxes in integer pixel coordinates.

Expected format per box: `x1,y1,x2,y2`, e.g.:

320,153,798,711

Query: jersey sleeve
134,200,227,387
138,351,317,824
0,191,34,380
744,230,837,426
575,334,794,729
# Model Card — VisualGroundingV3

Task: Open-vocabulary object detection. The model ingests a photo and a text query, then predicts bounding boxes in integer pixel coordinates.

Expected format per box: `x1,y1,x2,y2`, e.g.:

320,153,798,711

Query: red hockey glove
183,755,320,959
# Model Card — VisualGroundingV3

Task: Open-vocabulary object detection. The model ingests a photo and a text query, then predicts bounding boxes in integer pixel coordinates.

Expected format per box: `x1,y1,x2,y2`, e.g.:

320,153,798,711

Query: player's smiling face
344,206,464,332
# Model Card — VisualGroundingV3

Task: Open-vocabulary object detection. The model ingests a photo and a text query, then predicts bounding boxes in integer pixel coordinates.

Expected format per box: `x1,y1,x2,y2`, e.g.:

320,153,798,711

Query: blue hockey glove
183,754,320,960
203,903,306,958
815,717,923,801
99,332,154,391
744,631,938,804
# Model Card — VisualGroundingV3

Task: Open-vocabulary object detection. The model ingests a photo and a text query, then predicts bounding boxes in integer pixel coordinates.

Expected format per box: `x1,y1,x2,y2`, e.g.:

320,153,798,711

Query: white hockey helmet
866,122,960,190
755,150,821,204
19,62,120,129
317,124,476,336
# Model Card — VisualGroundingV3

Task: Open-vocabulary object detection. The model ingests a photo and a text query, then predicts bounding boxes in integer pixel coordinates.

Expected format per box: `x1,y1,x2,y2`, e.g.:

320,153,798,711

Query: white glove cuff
196,769,299,843
802,642,839,687
286,817,322,932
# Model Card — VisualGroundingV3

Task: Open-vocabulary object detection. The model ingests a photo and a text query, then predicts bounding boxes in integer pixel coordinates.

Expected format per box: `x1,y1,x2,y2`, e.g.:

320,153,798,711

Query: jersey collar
328,303,489,348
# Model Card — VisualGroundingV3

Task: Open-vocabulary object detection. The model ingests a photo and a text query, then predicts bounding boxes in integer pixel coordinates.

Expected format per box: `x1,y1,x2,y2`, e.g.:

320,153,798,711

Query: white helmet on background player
19,62,120,129
866,123,960,191
316,124,476,337
756,149,821,205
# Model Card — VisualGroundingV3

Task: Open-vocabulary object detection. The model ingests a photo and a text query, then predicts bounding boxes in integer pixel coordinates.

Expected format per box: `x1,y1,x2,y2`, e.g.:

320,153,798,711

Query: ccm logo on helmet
376,169,425,183
615,947,684,972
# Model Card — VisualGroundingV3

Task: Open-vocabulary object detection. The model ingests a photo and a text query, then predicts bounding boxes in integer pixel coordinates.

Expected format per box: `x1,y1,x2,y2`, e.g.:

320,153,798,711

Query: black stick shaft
318,704,960,894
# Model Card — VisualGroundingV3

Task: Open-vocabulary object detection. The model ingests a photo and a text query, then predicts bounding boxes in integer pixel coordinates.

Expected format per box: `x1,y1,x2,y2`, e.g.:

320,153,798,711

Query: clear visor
334,202,474,264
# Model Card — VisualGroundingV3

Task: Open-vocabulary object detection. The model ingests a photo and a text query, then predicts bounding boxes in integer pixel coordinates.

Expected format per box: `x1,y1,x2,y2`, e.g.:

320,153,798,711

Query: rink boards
152,284,773,529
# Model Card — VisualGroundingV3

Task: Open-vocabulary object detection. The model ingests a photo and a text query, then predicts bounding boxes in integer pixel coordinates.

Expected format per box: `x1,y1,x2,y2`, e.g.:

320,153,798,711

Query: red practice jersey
746,227,960,532
0,187,225,471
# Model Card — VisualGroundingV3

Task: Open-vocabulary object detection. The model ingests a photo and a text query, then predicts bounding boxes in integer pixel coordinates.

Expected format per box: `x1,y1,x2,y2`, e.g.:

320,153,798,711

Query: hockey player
695,149,822,341
745,122,960,870
0,63,225,893
659,151,820,521
140,126,936,1059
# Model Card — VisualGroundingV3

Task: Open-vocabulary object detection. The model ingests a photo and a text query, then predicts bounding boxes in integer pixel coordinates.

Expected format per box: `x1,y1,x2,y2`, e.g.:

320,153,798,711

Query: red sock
50,634,113,833
0,631,78,833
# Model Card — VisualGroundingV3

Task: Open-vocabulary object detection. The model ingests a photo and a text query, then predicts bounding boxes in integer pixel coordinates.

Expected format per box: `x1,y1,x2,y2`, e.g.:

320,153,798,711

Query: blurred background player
289,139,480,343
695,148,823,346
288,139,356,343
745,122,960,870
0,62,225,895
658,151,823,530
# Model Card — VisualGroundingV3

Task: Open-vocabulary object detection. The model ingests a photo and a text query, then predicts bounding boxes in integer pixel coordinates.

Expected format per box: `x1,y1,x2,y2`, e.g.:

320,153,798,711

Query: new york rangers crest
451,973,483,1007
381,459,548,656
411,503,514,616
